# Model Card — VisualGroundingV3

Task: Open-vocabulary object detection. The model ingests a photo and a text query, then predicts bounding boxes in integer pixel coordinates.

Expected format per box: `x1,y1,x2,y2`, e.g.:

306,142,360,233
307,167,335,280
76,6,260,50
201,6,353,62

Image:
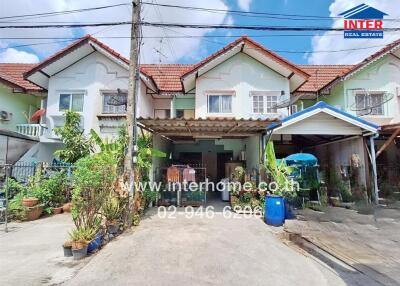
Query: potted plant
62,240,73,257
53,206,63,214
22,197,39,207
25,205,43,221
102,194,122,235
69,227,96,260
62,202,72,212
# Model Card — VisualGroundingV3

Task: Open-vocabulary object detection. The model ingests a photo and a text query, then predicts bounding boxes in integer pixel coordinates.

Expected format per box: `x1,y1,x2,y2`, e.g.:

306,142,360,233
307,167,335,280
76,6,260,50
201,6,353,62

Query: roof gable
268,101,379,134
181,36,309,93
25,35,130,89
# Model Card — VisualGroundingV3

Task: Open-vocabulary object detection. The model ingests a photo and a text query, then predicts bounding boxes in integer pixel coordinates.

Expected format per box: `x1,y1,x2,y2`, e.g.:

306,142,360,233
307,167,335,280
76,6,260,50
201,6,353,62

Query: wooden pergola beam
376,128,400,158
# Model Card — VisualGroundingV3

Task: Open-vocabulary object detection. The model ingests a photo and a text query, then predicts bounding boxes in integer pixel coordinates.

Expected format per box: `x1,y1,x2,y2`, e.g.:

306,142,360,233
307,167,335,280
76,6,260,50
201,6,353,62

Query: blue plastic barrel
265,195,285,226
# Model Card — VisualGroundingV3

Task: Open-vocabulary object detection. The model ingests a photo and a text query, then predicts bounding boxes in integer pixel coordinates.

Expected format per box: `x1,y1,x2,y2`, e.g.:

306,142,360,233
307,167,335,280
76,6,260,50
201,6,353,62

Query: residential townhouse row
1,35,399,200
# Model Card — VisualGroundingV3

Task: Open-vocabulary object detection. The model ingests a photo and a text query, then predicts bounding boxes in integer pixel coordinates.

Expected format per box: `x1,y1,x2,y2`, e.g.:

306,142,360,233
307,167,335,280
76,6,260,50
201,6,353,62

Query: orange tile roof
140,64,194,92
296,65,355,92
0,63,43,91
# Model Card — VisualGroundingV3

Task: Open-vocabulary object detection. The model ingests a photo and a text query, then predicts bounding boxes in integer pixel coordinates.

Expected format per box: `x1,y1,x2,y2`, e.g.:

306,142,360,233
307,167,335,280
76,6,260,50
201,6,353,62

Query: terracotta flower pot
72,240,88,250
53,207,63,215
25,205,43,221
62,202,72,213
22,197,39,208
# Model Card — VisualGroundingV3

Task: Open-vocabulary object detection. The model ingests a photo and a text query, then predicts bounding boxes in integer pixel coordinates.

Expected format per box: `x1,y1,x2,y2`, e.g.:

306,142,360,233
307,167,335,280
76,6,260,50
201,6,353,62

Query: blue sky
192,0,334,64
0,0,398,65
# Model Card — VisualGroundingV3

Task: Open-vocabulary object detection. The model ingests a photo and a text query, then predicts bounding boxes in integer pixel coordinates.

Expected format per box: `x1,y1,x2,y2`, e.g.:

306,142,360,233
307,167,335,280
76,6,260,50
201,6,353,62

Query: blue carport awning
266,101,379,135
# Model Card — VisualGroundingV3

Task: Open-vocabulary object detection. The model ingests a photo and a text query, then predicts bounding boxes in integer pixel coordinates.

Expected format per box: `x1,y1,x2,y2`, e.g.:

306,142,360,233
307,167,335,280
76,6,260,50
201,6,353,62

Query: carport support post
369,136,379,204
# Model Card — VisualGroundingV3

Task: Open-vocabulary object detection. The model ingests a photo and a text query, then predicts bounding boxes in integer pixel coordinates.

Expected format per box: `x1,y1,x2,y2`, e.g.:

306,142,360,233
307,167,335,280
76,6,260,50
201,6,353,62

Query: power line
0,33,351,40
141,22,400,32
1,21,400,32
141,1,400,22
0,3,130,21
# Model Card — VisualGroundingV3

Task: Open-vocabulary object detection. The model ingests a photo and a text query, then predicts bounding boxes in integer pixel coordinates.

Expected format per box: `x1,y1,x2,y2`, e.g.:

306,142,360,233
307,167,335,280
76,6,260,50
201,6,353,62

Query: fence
0,161,75,232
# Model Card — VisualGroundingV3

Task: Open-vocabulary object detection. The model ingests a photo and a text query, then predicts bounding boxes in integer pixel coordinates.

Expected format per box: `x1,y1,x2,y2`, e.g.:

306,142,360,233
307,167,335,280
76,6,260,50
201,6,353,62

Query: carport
266,102,380,203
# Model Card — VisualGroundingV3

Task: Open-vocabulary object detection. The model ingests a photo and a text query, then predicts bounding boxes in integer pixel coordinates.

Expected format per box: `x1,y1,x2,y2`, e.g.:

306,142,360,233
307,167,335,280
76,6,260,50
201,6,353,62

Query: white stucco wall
195,53,290,119
43,51,153,141
343,55,400,124
138,82,153,118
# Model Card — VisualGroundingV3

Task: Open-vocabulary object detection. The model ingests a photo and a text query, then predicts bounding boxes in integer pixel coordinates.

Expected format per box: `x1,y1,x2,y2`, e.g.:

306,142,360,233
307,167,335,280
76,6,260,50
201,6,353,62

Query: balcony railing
16,124,44,138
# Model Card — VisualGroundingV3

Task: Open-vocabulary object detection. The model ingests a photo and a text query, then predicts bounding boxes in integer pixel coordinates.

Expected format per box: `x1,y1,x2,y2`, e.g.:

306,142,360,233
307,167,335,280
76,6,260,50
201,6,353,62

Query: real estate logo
338,3,388,39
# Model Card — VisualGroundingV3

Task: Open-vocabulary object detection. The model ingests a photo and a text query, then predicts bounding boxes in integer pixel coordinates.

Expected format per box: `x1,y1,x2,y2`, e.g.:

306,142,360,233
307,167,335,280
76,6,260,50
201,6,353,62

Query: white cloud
0,0,231,63
308,0,400,64
0,48,39,63
237,0,252,12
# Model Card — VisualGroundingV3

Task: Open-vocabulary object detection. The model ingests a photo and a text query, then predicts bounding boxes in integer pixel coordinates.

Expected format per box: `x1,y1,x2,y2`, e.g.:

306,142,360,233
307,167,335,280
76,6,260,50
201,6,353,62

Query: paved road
66,206,358,286
0,213,86,286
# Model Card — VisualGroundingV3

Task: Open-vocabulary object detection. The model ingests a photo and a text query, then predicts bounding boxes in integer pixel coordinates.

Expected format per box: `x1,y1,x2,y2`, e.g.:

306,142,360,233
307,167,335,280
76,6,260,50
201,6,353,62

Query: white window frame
252,95,264,114
101,90,128,114
58,90,85,113
206,91,234,114
355,91,385,116
250,91,279,114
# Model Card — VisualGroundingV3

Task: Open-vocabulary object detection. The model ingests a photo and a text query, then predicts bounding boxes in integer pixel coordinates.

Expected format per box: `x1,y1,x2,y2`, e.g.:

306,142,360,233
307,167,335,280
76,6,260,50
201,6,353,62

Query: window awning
267,101,379,135
138,117,279,141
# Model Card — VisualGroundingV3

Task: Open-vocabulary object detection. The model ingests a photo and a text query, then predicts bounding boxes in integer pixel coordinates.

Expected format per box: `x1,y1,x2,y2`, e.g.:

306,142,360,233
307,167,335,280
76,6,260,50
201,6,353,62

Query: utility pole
124,0,141,193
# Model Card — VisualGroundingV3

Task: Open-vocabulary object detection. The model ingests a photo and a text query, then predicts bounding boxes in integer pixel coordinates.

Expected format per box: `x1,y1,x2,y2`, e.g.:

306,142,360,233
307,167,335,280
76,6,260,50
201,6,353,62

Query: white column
369,136,379,204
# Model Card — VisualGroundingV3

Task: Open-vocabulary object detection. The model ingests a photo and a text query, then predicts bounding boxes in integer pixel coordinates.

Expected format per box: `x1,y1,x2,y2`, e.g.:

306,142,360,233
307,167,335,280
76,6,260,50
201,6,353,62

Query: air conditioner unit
0,110,12,121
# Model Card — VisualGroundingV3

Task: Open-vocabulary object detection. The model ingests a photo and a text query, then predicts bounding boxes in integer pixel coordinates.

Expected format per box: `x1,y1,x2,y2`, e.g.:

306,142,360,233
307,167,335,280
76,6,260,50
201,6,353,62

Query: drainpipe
369,134,379,204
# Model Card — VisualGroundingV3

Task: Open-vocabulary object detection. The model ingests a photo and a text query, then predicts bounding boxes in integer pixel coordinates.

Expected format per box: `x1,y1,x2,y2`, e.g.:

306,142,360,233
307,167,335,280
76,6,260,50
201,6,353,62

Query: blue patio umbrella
285,153,318,167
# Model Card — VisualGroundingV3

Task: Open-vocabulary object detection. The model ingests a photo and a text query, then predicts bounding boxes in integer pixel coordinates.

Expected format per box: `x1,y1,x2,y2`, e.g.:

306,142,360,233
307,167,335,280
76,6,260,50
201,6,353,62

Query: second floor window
355,92,384,116
208,95,232,113
103,91,127,114
253,95,264,113
252,94,278,114
154,109,171,119
59,92,84,112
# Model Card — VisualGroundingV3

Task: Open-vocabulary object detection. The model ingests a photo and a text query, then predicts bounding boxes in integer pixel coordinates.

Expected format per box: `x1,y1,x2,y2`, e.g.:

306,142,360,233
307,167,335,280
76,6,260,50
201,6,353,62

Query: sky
0,0,399,65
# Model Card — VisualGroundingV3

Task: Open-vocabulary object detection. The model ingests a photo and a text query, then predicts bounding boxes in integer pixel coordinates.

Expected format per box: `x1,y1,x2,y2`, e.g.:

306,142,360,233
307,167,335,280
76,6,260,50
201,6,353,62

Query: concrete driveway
65,206,369,286
0,213,86,286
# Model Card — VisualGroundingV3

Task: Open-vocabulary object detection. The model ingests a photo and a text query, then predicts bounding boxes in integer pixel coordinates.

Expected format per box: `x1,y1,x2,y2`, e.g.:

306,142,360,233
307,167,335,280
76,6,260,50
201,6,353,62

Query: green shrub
102,194,123,222
26,171,68,214
69,226,97,242
54,111,93,163
72,153,117,229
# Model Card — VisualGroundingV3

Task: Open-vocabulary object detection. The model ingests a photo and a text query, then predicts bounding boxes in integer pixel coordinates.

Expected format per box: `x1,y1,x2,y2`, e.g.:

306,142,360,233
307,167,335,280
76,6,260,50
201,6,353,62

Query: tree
54,111,93,163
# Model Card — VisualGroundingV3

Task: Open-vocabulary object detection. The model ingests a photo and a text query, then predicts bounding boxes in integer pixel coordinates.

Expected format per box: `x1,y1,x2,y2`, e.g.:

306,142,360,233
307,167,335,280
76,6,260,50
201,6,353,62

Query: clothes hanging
167,166,180,183
183,166,196,182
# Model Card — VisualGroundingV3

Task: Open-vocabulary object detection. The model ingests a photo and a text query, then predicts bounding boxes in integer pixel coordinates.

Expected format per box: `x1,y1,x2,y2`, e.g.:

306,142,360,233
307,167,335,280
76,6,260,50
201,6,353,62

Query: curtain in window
221,95,232,113
371,94,383,115
356,93,384,116
209,96,220,113
59,94,71,111
72,93,84,112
